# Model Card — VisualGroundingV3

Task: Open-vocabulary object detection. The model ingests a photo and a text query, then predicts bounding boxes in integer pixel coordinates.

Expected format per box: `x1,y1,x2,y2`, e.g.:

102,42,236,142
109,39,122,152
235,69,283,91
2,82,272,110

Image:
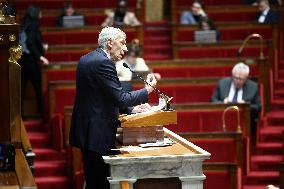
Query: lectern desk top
119,110,177,128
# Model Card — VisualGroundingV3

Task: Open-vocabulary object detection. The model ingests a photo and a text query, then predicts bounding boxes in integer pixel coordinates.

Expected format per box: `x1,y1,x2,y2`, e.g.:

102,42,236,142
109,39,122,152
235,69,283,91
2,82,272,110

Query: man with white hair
211,63,261,136
70,27,157,189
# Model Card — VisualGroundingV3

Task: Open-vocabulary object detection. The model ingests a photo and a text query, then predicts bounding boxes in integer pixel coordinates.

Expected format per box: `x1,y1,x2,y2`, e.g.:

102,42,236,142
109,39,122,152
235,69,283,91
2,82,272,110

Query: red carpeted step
278,69,284,78
34,148,66,162
274,79,284,88
259,127,284,142
35,176,70,189
275,89,284,99
34,160,67,177
244,171,279,185
143,45,172,54
28,133,51,148
144,29,171,38
254,142,283,155
270,100,284,111
24,119,44,132
251,155,282,171
144,36,171,45
266,111,284,126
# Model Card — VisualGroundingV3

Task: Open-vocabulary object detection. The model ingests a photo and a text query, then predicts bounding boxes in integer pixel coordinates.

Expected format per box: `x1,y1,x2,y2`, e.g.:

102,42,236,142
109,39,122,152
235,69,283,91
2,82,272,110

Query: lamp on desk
237,33,264,60
222,105,241,133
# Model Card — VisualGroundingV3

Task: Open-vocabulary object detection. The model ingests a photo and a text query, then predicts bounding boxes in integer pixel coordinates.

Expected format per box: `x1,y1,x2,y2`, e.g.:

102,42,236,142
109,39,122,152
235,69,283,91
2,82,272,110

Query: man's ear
106,39,113,50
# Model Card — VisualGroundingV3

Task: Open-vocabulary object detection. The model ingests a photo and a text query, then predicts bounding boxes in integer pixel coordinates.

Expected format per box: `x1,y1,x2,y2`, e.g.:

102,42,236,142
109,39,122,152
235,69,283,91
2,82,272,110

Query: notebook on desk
194,30,217,44
62,15,85,28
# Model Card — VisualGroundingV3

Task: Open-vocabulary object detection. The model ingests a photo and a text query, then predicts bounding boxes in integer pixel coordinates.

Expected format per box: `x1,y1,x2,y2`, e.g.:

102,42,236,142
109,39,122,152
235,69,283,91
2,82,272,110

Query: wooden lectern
118,110,177,145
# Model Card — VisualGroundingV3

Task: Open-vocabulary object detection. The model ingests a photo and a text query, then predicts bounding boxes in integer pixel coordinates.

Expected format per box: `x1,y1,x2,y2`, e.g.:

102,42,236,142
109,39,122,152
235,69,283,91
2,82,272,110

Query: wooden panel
15,149,36,189
0,172,19,189
0,24,20,142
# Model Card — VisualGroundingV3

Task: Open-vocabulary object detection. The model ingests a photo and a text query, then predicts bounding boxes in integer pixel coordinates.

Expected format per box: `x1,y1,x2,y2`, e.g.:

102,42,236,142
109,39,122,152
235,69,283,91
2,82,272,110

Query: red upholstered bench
153,65,259,78
204,163,241,189
177,46,268,59
134,84,216,104
166,109,247,134
175,27,272,42
174,0,242,6
180,132,248,177
16,0,137,10
46,50,88,62
43,30,138,45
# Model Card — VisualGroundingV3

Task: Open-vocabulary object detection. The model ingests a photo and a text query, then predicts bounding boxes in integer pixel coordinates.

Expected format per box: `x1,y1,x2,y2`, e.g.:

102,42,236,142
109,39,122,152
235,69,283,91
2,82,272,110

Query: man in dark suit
211,62,261,141
70,27,157,189
256,0,279,24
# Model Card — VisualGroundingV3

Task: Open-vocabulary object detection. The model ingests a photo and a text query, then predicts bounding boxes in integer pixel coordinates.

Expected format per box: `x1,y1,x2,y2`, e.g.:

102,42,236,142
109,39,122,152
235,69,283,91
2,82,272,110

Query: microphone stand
123,63,172,111
237,33,264,60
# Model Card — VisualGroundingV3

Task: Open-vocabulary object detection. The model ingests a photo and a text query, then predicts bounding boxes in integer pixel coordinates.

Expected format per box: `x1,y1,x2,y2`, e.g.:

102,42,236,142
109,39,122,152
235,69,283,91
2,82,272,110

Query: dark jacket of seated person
256,0,279,24
211,63,261,121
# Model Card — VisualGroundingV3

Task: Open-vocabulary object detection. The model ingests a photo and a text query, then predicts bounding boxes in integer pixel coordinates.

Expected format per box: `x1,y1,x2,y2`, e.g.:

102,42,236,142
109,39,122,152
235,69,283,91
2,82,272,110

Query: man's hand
40,56,49,65
132,103,152,113
239,99,246,103
223,97,229,104
145,74,157,94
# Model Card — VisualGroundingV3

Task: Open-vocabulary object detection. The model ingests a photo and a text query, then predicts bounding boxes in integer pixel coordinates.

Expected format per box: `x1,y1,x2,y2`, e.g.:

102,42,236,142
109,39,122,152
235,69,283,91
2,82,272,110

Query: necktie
232,89,239,103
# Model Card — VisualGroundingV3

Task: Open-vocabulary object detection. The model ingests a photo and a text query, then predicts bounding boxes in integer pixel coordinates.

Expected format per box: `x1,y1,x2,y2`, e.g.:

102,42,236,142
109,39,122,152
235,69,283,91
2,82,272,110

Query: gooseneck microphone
122,62,162,94
123,62,172,110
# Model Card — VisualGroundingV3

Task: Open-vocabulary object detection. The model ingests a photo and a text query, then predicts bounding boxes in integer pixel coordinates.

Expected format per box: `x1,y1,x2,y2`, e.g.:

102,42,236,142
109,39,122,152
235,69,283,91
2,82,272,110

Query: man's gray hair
98,27,126,49
232,62,250,77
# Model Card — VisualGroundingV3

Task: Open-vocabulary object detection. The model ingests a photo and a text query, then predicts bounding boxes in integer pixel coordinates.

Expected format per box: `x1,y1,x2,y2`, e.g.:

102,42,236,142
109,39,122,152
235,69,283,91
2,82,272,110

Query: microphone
122,62,172,103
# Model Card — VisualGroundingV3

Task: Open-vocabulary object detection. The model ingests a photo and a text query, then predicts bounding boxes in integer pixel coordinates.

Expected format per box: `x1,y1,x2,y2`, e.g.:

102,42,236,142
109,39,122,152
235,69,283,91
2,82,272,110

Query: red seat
178,47,268,59
166,110,246,133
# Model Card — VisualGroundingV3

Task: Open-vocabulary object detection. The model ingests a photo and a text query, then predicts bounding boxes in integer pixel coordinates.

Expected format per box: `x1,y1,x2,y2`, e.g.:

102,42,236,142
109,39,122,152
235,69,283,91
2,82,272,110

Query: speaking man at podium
69,27,157,189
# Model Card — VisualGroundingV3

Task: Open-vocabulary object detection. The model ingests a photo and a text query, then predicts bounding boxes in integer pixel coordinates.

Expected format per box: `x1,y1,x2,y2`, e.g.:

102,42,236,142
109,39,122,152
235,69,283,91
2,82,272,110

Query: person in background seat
211,63,261,142
56,2,82,26
101,0,141,27
180,0,208,25
256,0,279,24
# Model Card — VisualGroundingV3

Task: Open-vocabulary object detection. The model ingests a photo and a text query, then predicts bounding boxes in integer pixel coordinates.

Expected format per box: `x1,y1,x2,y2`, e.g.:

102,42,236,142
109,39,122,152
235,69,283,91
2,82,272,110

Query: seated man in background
56,2,83,26
180,0,208,25
211,63,261,140
102,0,141,27
244,0,280,6
256,0,279,24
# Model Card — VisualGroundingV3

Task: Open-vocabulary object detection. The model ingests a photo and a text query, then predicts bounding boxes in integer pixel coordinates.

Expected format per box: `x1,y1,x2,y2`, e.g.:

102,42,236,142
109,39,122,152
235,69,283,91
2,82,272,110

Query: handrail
21,119,36,174
222,106,241,133
21,119,32,152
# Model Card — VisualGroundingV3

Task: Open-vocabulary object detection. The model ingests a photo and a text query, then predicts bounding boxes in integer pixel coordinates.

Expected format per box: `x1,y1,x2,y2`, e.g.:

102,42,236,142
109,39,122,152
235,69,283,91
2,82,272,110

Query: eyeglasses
233,76,246,81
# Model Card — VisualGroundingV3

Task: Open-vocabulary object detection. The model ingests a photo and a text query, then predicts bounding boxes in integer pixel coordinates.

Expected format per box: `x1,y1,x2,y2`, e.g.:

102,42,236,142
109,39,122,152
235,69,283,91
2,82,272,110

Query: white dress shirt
228,83,243,102
258,8,270,23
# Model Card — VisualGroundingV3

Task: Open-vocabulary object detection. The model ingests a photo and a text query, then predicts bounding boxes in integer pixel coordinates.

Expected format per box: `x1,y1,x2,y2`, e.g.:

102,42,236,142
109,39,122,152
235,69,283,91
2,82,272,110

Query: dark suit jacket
211,77,261,114
70,48,148,153
257,9,279,24
25,21,44,60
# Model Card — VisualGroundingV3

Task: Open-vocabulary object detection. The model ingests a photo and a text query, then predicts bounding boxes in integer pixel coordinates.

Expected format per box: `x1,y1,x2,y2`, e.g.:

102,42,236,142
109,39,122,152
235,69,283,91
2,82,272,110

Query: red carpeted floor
25,119,70,189
243,64,284,189
143,22,173,60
